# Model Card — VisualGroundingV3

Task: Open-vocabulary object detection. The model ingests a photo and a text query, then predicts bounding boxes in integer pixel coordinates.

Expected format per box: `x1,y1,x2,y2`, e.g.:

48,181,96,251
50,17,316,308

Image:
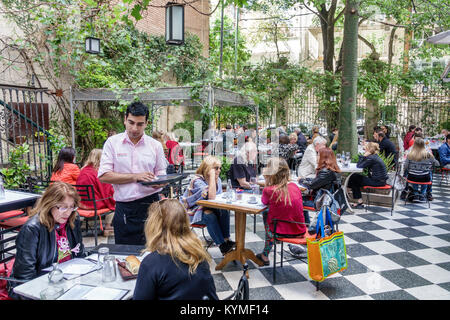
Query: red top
403,132,414,150
261,182,306,235
166,140,185,165
50,163,80,185
76,165,115,210
55,223,71,263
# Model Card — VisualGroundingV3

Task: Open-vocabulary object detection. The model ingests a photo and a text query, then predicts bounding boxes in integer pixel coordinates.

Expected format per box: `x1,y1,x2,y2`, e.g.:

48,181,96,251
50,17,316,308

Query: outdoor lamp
330,95,337,102
422,85,428,93
85,37,100,54
165,2,185,45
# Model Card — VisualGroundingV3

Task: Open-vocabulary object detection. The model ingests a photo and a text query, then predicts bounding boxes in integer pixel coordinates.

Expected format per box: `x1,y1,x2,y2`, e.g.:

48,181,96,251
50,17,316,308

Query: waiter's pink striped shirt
98,132,168,202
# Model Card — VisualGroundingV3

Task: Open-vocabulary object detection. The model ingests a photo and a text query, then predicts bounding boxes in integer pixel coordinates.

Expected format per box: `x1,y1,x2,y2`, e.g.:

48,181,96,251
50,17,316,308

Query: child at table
256,157,306,266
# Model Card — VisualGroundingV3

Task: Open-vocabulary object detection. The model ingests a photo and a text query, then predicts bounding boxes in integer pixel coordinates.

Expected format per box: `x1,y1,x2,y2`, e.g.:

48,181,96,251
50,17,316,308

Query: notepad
57,284,128,300
43,258,99,278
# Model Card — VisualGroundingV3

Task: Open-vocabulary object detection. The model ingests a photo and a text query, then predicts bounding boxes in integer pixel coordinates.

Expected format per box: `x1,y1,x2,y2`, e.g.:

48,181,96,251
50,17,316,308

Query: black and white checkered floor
86,178,450,300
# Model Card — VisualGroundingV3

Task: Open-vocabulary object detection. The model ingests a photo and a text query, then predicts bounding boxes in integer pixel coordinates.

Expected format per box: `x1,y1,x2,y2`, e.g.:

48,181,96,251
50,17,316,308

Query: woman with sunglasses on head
134,199,218,300
7,182,85,299
180,156,235,256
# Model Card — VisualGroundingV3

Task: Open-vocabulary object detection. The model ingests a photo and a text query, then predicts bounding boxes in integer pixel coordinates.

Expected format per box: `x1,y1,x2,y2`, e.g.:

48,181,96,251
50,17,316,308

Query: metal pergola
69,84,259,151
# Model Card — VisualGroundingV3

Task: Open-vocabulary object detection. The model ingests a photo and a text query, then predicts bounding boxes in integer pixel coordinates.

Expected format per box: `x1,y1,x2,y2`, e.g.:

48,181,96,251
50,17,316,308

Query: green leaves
1,144,31,189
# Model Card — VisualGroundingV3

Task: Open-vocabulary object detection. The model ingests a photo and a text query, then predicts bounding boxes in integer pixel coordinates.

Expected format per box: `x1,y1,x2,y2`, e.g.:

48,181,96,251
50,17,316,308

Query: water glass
40,286,64,300
336,153,341,164
102,255,117,282
97,247,109,267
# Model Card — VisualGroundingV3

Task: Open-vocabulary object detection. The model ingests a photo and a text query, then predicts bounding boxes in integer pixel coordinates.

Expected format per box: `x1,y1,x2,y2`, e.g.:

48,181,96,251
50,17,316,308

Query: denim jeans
198,209,230,245
412,183,428,195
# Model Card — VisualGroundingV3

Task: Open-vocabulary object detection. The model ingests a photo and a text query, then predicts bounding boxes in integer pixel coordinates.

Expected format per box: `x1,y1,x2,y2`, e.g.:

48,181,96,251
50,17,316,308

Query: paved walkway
84,177,450,300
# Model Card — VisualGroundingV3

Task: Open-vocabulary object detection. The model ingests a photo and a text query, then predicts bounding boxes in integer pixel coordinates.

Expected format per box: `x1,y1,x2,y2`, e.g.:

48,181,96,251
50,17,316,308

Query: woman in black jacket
348,142,388,209
8,182,85,299
300,148,341,221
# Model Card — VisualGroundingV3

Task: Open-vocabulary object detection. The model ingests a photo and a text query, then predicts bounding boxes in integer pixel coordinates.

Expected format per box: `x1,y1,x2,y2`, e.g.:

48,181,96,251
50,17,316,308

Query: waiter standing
98,102,167,245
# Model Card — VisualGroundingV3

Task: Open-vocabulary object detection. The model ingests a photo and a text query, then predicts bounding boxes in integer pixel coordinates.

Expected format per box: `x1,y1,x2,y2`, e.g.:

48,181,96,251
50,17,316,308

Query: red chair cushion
0,210,25,222
0,216,29,228
363,185,392,190
77,208,112,218
406,180,432,185
191,224,206,229
276,230,316,245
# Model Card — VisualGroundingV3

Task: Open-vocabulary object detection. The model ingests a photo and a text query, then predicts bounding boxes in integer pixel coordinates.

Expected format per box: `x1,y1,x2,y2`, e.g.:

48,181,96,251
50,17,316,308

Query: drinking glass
336,153,341,164
102,255,117,282
40,286,64,300
250,177,259,195
97,247,109,268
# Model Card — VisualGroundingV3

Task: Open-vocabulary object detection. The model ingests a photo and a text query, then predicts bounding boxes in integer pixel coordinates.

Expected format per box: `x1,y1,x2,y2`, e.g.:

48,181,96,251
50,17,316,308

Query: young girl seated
179,156,235,255
256,157,306,266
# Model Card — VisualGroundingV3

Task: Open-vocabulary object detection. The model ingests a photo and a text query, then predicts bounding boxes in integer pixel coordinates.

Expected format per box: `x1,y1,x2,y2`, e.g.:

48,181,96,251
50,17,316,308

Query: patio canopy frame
69,84,259,152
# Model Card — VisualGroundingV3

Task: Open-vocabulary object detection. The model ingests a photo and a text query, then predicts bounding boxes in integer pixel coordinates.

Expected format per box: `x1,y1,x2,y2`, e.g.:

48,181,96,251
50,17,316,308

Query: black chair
1,225,27,300
73,184,115,247
223,263,250,300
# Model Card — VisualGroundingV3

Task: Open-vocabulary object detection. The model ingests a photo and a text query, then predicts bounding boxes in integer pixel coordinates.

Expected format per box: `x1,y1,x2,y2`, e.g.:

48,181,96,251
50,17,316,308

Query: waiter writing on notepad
98,101,168,245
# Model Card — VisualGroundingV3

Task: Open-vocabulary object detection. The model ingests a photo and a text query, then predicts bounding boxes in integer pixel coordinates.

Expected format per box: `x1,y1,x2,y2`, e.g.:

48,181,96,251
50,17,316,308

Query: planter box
348,187,399,208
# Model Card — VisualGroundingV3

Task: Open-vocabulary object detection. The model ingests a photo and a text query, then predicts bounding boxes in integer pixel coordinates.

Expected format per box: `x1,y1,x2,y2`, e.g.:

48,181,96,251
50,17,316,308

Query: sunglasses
213,166,222,171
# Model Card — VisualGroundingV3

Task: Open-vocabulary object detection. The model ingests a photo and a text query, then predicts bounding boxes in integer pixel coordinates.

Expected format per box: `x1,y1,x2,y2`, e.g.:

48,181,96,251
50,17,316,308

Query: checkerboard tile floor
86,178,450,300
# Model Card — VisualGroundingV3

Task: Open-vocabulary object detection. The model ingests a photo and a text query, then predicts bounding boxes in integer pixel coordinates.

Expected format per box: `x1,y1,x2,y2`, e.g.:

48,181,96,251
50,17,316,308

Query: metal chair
73,184,115,247
271,219,315,284
223,263,249,300
404,180,432,208
190,223,214,250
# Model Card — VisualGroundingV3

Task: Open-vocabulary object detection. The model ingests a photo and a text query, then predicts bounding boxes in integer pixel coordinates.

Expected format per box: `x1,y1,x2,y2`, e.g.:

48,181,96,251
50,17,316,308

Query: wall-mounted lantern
165,2,185,45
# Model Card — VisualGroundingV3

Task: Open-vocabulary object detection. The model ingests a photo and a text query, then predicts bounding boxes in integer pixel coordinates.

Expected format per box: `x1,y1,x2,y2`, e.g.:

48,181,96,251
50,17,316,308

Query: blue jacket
179,175,222,224
438,142,450,166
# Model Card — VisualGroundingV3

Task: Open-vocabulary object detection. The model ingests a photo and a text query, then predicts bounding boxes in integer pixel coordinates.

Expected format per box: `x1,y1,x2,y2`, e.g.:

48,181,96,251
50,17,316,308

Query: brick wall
135,0,210,57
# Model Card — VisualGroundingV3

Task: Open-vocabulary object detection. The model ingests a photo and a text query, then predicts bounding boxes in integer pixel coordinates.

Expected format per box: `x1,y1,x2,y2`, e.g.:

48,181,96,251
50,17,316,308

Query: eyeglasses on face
213,166,222,170
56,206,78,213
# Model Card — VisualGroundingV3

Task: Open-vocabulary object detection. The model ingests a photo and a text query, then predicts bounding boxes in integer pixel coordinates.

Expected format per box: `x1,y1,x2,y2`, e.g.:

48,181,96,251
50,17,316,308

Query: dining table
0,189,41,214
338,163,364,213
196,192,268,276
13,251,145,300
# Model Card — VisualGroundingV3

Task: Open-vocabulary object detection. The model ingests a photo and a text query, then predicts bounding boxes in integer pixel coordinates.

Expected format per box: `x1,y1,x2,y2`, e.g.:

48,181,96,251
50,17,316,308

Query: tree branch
358,34,377,55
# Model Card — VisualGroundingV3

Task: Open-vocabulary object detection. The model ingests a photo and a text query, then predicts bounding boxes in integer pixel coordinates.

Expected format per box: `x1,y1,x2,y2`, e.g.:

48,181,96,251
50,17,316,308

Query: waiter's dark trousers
113,193,160,245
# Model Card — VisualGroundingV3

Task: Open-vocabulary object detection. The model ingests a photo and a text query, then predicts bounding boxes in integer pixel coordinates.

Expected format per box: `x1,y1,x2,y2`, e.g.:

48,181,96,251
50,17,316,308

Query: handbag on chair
306,206,348,282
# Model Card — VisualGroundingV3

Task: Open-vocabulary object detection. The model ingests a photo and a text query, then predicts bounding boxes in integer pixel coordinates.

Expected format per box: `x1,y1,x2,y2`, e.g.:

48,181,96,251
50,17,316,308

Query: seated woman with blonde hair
133,199,218,300
180,155,235,255
76,148,115,236
348,142,388,209
256,157,306,266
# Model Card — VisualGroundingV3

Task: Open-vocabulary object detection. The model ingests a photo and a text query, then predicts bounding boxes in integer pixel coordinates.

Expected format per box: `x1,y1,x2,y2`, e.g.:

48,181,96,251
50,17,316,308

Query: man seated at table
374,130,397,165
297,136,327,180
229,141,257,189
438,133,450,169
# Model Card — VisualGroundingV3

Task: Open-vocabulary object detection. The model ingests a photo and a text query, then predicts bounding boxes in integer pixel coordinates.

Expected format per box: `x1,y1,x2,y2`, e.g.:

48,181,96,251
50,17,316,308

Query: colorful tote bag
307,207,348,282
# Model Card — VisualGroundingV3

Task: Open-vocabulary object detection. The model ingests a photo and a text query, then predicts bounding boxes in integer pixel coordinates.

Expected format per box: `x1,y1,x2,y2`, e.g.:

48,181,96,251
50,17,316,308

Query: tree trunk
337,0,359,156
364,99,379,139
